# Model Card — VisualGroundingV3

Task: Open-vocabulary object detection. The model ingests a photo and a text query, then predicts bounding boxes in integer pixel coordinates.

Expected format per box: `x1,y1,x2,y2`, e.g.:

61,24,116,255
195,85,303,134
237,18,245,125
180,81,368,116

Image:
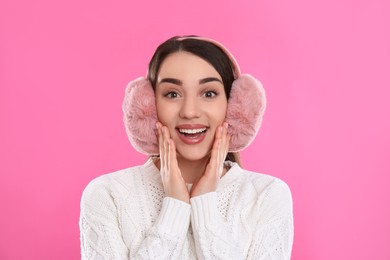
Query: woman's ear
122,77,159,155
226,74,266,152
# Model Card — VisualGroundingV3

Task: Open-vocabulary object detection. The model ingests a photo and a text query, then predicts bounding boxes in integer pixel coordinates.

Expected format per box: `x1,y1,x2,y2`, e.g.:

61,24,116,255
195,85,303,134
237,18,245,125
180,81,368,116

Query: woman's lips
175,124,208,145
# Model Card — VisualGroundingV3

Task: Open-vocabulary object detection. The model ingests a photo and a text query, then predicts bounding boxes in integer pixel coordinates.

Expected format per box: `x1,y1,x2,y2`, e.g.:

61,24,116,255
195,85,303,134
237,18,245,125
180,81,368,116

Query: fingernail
224,122,229,129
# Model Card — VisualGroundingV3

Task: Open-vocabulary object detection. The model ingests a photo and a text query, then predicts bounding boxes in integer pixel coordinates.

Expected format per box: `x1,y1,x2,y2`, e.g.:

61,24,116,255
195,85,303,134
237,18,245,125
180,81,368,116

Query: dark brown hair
148,36,235,99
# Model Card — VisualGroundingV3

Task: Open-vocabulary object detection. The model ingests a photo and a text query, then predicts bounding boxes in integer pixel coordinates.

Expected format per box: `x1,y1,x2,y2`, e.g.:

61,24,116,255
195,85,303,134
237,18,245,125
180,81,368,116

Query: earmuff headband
123,36,266,155
177,36,241,78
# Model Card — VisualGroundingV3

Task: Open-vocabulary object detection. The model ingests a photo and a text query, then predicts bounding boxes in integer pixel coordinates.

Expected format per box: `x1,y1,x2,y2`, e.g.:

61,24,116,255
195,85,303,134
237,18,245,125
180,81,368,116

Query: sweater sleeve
79,178,191,260
190,179,294,260
190,192,245,260
247,179,294,260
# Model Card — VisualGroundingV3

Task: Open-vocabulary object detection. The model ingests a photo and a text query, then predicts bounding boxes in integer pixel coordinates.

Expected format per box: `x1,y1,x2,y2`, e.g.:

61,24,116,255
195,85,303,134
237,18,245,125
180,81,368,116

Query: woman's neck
176,156,210,184
153,154,226,184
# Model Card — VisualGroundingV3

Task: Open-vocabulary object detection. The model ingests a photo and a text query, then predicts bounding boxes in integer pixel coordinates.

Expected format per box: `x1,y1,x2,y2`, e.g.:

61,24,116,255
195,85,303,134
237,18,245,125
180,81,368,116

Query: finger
162,125,171,140
156,123,165,172
218,141,225,176
217,123,229,175
214,125,223,160
222,123,230,159
225,134,231,156
162,126,170,175
207,134,221,178
168,139,180,177
167,136,171,176
215,123,222,140
157,122,163,150
159,125,169,177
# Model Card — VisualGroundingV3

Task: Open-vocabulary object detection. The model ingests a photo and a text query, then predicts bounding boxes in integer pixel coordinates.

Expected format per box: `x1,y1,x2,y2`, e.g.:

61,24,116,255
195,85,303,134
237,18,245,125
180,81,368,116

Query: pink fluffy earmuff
122,37,266,155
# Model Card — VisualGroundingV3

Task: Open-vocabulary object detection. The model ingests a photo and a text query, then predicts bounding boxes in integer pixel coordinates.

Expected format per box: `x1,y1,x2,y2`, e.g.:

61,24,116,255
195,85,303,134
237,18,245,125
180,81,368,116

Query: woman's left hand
190,122,230,198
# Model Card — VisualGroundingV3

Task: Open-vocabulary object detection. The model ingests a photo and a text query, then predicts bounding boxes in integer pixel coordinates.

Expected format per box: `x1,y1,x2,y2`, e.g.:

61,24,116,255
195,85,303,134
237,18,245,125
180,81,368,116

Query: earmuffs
122,37,266,155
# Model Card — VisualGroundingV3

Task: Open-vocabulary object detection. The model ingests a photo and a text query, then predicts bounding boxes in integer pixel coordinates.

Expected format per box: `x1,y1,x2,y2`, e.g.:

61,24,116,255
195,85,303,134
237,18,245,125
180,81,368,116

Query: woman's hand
190,122,230,198
157,122,190,204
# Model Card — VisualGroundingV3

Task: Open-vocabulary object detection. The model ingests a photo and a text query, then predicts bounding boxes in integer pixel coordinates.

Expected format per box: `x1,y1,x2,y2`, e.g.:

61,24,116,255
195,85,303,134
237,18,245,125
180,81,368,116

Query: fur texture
122,77,159,155
122,75,266,155
226,74,266,152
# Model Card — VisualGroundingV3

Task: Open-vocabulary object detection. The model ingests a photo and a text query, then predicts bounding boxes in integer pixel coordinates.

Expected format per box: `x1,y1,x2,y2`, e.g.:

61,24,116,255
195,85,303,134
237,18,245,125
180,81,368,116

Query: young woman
80,36,293,259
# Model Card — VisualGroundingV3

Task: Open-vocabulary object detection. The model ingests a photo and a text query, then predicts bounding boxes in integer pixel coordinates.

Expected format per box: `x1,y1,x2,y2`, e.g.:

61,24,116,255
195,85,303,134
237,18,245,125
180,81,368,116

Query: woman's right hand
157,122,190,204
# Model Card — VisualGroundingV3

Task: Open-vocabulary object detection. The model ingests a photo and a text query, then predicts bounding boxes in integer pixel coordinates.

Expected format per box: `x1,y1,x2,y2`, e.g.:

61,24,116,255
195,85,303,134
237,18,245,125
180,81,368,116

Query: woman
80,36,293,259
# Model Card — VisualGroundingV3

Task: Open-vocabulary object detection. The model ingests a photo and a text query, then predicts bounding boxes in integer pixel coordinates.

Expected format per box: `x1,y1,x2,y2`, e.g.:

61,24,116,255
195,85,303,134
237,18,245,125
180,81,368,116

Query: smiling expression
155,51,228,161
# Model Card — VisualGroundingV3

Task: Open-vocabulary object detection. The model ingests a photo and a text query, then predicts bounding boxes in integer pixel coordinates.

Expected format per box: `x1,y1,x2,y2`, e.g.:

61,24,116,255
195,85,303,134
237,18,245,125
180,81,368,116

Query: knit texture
79,159,293,259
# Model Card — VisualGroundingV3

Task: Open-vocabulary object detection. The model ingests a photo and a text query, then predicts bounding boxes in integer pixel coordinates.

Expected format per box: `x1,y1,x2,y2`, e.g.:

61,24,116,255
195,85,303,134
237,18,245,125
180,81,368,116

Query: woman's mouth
175,125,208,144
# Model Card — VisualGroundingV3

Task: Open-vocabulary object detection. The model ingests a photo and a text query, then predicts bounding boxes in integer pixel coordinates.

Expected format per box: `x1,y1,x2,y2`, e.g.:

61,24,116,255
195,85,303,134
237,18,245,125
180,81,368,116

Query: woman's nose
179,97,200,119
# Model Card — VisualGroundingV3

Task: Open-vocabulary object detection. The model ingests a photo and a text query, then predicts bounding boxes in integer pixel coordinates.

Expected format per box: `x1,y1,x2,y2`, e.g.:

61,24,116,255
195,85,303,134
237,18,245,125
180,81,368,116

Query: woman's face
155,51,228,161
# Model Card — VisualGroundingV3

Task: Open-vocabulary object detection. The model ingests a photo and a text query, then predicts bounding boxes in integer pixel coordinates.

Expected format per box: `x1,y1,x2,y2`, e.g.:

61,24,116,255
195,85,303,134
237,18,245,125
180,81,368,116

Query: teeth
178,128,206,134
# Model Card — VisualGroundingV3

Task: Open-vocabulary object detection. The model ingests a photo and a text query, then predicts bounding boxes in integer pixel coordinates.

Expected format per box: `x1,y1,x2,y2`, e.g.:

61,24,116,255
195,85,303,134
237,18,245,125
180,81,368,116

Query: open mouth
175,127,208,144
177,128,207,136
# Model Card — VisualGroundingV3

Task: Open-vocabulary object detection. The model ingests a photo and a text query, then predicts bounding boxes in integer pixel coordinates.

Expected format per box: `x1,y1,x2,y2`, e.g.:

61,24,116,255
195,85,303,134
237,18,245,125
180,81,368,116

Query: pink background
1,0,389,259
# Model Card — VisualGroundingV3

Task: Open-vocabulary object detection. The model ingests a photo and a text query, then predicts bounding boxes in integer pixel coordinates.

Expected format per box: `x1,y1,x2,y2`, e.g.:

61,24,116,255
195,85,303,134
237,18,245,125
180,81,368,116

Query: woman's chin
176,147,211,163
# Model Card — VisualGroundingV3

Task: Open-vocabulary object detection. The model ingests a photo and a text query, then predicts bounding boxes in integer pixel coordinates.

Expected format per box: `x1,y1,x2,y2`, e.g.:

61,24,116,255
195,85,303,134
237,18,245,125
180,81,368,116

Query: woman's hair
148,36,235,98
147,36,241,165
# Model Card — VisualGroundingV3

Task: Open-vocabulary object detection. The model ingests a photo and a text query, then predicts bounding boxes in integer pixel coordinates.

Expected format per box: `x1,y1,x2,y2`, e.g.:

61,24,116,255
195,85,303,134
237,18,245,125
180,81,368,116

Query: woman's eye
204,91,217,98
164,91,179,98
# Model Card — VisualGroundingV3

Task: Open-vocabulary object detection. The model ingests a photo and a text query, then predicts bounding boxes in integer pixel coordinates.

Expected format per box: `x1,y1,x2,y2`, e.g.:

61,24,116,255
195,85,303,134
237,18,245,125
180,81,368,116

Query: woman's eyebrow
199,77,223,84
158,78,182,85
158,77,222,85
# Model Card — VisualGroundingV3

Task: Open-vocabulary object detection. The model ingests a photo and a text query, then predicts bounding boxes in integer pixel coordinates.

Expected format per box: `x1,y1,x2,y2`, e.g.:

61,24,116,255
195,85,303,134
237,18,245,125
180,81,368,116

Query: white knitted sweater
79,159,293,259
